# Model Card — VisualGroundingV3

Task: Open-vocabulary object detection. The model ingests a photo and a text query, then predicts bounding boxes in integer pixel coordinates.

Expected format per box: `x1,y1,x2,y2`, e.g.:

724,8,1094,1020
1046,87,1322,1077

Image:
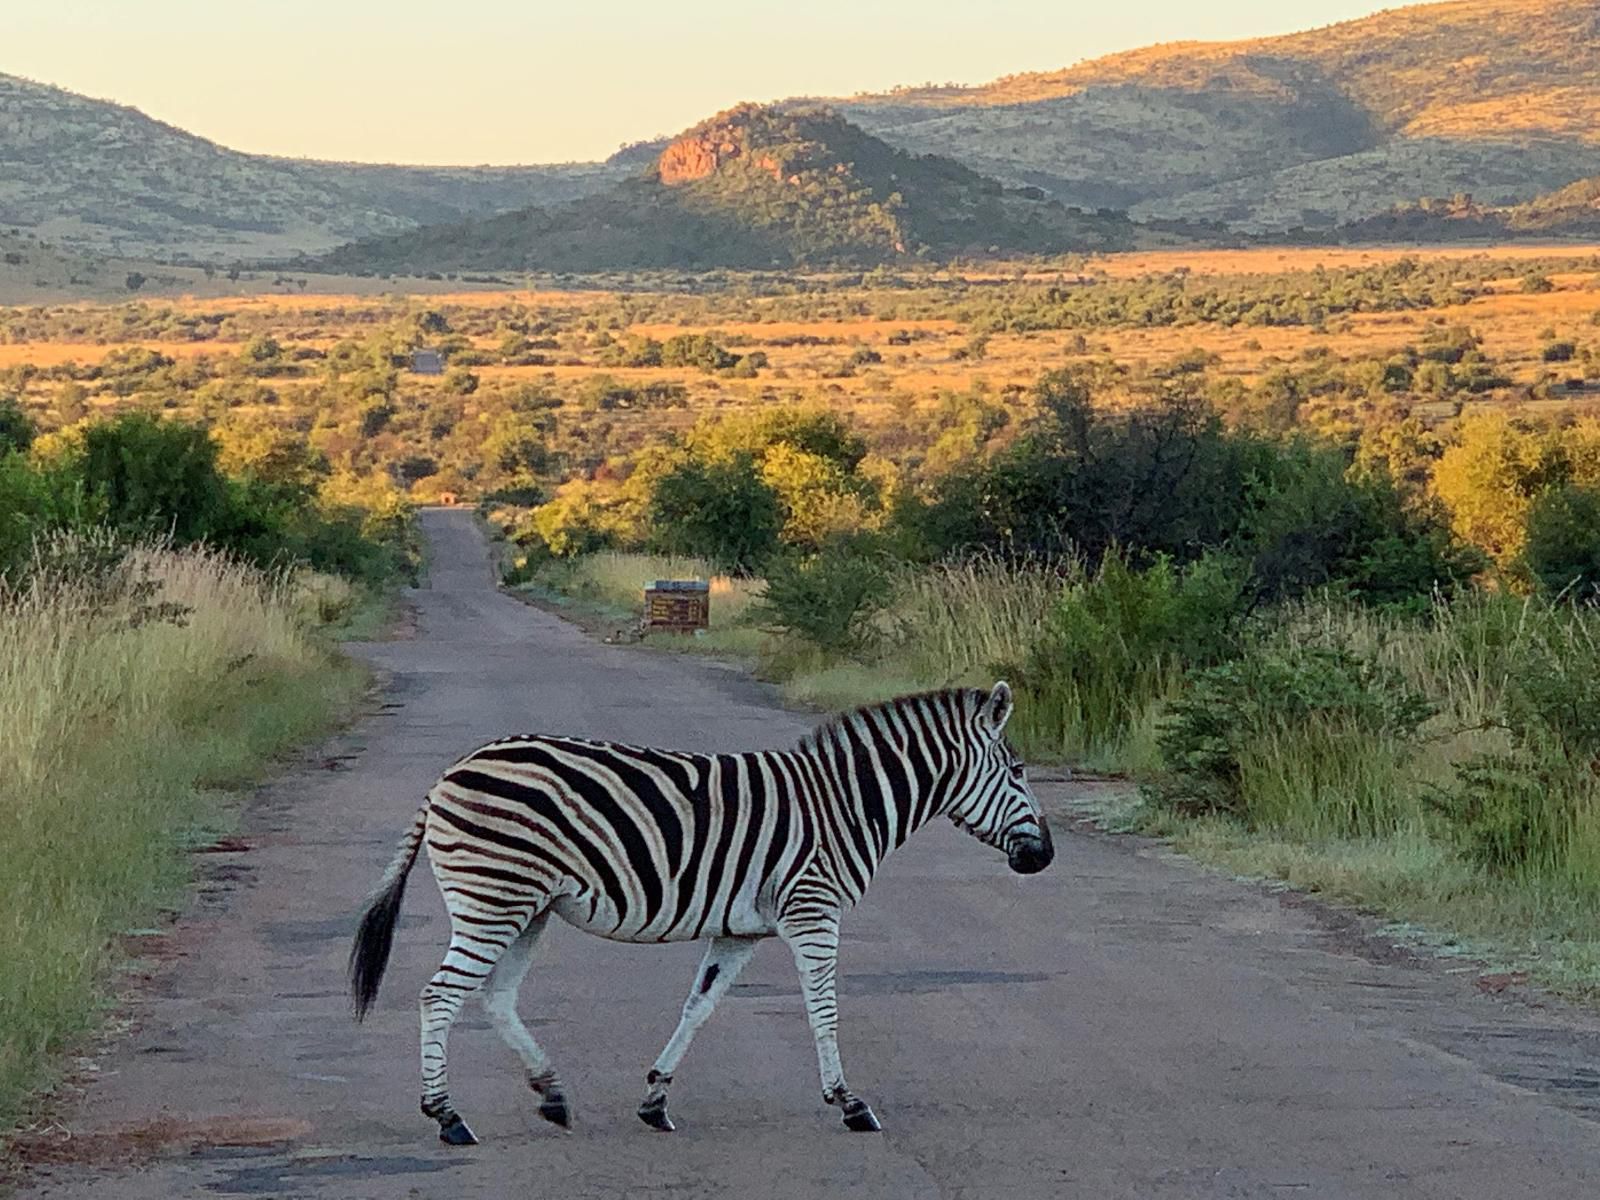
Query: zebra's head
948,682,1054,875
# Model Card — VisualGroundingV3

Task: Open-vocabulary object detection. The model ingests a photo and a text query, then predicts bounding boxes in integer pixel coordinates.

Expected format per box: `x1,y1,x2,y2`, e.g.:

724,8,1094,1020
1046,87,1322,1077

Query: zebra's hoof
538,1093,572,1129
637,1097,675,1132
437,1115,479,1146
841,1100,882,1133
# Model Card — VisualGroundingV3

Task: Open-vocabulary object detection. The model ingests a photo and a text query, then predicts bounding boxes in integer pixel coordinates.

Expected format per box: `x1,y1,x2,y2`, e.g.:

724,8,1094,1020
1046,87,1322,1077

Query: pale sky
9,1,1403,166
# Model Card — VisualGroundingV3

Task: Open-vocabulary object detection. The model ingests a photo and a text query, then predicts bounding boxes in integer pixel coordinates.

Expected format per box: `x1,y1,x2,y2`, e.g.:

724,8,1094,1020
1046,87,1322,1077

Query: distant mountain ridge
9,0,1600,259
835,0,1600,232
0,72,623,259
318,104,1139,274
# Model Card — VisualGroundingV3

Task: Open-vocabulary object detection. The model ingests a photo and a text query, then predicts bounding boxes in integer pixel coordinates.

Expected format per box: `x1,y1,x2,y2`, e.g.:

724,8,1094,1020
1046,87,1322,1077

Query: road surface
17,508,1600,1199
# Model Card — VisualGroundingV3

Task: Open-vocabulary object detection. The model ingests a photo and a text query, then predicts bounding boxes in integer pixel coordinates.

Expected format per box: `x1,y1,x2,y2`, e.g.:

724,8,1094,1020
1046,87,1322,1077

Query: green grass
1137,812,1600,1000
0,544,367,1129
1122,593,1600,998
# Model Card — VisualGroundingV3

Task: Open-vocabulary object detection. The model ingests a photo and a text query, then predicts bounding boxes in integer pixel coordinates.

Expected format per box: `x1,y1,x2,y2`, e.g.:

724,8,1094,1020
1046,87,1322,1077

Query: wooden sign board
644,579,710,633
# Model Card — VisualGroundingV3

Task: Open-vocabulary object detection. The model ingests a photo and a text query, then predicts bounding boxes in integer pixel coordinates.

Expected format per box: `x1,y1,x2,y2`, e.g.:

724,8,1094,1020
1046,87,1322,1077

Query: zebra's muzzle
1006,826,1054,875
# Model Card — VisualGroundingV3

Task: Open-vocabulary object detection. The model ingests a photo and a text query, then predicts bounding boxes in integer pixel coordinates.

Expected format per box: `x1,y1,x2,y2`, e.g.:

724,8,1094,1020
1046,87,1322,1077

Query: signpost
643,579,710,633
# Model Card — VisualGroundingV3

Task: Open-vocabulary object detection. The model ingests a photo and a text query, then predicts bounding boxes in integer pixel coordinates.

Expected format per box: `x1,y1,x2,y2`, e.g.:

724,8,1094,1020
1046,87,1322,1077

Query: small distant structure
409,348,444,375
437,490,460,506
643,579,710,634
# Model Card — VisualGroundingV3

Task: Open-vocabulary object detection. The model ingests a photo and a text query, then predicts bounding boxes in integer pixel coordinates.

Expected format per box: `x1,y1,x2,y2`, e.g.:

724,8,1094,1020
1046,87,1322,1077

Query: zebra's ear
983,681,1014,734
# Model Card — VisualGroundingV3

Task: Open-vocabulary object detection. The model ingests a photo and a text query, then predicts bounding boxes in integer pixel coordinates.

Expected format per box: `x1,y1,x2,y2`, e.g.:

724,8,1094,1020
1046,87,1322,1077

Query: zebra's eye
1008,762,1026,781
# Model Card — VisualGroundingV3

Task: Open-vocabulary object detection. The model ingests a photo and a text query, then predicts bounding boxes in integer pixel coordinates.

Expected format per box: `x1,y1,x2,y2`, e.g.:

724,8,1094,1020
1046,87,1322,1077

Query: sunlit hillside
841,0,1600,230
319,105,1140,275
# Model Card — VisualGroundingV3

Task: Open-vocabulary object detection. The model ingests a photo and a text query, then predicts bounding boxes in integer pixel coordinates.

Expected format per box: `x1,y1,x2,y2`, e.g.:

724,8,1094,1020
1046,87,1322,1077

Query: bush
759,541,890,655
1438,753,1577,872
1244,440,1477,610
0,454,82,581
0,397,35,454
1525,485,1600,599
1017,552,1247,759
1151,635,1434,832
648,453,782,573
923,371,1258,565
660,334,739,372
0,414,410,588
1432,619,1600,870
79,413,231,544
922,373,1470,610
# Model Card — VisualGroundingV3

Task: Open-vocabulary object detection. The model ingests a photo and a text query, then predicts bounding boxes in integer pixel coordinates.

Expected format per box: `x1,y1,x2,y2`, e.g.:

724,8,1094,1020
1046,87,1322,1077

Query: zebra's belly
550,888,774,943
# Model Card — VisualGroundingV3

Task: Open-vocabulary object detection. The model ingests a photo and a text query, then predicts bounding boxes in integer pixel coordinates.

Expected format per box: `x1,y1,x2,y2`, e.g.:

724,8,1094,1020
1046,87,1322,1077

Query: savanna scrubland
8,244,1600,1126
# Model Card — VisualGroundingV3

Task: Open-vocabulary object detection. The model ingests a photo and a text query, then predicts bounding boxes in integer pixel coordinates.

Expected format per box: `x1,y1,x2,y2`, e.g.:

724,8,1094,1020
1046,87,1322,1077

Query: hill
318,104,1139,274
0,72,622,260
1331,174,1600,241
837,0,1600,232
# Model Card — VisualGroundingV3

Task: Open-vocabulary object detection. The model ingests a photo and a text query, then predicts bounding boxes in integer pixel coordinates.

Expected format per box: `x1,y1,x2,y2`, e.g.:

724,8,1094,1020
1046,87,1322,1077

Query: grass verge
0,542,369,1130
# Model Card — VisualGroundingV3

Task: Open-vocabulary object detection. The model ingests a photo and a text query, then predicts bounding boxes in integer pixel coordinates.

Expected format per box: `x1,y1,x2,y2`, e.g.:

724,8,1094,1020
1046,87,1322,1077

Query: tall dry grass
875,557,1061,684
0,538,362,1125
772,557,1064,723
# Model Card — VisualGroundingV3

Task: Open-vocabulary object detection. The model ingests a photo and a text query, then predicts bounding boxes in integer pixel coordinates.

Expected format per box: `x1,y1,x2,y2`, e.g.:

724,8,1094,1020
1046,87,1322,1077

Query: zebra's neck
789,712,962,897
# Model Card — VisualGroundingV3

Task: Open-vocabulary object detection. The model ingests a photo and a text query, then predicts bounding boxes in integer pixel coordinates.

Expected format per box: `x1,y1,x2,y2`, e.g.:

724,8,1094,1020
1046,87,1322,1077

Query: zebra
348,681,1054,1145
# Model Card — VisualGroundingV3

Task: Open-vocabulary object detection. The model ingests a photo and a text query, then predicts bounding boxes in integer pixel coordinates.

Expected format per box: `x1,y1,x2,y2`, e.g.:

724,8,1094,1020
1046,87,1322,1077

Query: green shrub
759,541,890,655
1525,485,1600,600
1017,552,1247,759
1432,613,1600,873
660,334,739,372
1435,753,1578,872
0,397,35,455
1151,637,1434,832
80,413,231,543
648,453,782,573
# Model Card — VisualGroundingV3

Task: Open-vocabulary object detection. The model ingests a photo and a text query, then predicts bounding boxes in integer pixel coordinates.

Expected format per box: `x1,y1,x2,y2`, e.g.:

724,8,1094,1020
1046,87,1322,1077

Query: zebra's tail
349,803,428,1021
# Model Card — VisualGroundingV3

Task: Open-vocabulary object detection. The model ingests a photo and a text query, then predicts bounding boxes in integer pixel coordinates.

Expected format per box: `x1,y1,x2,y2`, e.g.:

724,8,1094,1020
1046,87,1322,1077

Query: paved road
19,509,1600,1199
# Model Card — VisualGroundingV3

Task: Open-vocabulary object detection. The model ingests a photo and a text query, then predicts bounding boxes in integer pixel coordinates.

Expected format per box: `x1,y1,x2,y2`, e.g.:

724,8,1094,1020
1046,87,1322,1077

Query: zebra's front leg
779,914,881,1133
638,936,760,1132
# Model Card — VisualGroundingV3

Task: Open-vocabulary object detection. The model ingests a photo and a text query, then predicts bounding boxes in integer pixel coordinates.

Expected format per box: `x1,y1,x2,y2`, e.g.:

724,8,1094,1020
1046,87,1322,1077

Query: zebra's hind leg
637,936,760,1132
481,914,573,1129
780,912,882,1133
419,905,535,1145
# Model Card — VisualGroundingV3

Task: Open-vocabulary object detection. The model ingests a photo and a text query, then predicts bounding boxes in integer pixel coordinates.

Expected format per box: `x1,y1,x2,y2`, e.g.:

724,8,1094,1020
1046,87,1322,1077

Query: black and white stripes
349,681,1053,1144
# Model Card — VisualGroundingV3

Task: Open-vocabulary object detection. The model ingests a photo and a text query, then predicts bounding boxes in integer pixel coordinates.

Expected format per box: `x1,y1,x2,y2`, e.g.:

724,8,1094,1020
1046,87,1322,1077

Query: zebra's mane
794,687,987,755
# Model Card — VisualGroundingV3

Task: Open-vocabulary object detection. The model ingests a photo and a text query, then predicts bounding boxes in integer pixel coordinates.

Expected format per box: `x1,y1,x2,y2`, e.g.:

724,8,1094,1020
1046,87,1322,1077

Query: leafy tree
0,396,36,454
78,413,231,543
1524,485,1600,599
213,416,329,495
923,370,1253,565
758,442,875,550
1431,411,1564,572
648,453,781,572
